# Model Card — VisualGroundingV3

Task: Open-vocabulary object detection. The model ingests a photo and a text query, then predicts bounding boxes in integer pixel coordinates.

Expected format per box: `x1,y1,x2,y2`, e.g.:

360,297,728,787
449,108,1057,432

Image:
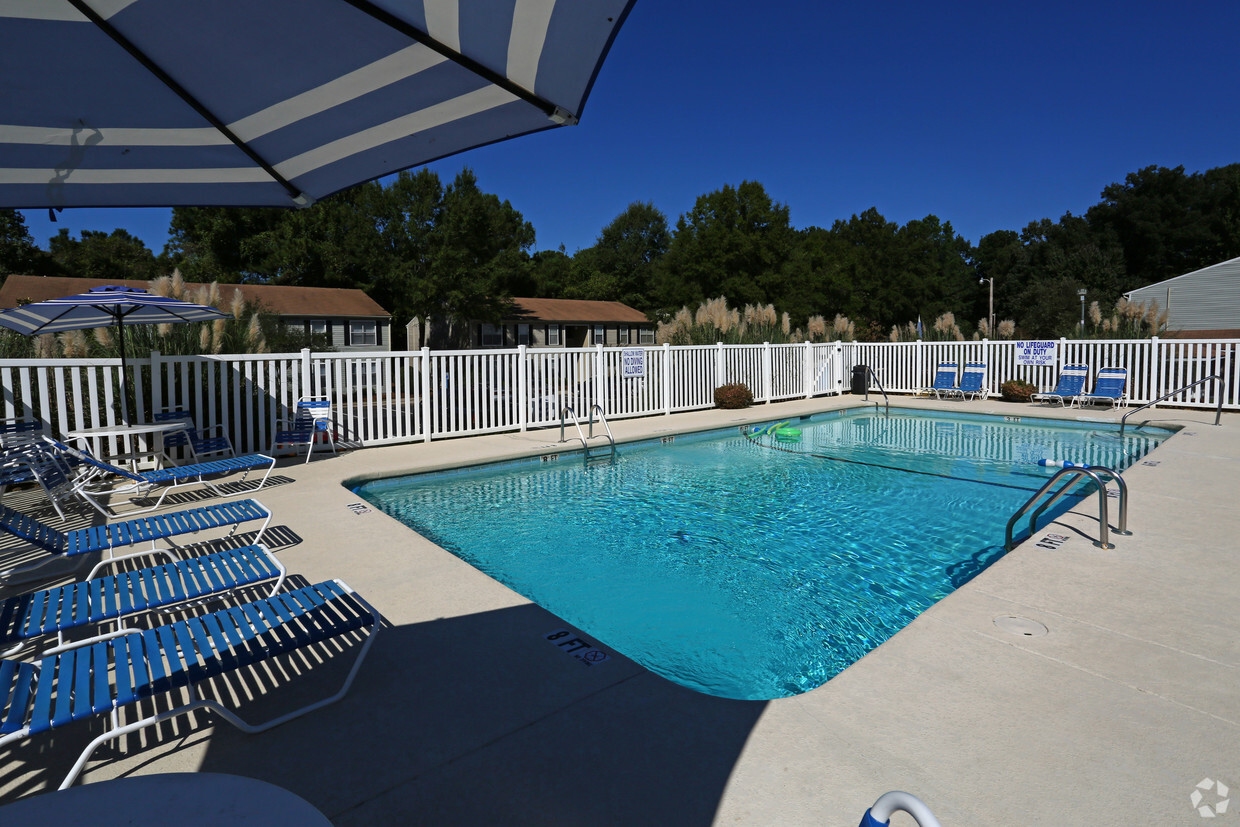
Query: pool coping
2,394,1235,824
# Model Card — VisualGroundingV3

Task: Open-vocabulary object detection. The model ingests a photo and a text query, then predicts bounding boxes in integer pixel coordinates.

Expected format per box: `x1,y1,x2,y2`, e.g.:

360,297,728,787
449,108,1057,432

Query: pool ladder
1004,465,1130,550
560,405,616,463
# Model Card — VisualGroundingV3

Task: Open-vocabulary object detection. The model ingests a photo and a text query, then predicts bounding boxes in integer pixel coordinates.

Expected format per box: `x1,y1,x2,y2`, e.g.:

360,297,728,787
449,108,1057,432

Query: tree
1086,165,1216,289
165,207,285,282
655,181,796,313
0,209,43,277
244,182,387,290
572,202,669,310
417,169,535,345
47,228,160,280
369,169,444,342
523,248,577,298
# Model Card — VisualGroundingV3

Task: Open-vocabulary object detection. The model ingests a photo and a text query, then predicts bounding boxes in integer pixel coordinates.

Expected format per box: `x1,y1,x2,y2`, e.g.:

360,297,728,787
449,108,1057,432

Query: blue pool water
353,408,1170,700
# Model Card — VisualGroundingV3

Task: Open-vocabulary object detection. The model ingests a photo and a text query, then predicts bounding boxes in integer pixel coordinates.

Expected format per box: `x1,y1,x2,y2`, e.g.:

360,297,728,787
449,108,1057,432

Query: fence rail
2,337,1235,456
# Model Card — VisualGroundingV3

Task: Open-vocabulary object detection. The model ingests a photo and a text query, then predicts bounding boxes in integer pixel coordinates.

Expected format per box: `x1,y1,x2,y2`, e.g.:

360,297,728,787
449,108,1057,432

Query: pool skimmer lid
993,615,1049,637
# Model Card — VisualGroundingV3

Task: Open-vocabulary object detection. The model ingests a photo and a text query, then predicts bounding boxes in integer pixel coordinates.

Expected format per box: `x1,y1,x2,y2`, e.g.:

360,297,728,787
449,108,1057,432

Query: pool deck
2,395,1237,824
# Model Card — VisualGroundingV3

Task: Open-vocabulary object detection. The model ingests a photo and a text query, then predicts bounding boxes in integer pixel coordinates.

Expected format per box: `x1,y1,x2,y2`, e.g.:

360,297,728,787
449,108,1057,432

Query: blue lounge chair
271,397,336,463
0,498,271,581
917,362,959,399
1075,367,1129,409
153,409,240,461
1031,364,1089,407
0,543,285,656
43,436,275,516
0,417,44,450
957,362,988,401
0,579,378,790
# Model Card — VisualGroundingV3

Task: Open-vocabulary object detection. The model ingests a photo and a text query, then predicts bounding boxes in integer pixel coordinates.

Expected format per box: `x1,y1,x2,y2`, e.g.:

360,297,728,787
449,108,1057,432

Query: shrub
714,382,754,409
1000,380,1037,403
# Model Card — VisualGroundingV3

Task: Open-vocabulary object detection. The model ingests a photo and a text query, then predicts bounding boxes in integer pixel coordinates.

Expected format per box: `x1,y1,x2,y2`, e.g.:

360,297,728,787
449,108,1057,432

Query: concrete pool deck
1,395,1236,824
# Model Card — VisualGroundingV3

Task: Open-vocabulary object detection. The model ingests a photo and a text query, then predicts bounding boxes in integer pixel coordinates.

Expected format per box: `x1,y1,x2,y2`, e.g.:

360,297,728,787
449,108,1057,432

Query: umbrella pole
116,319,131,423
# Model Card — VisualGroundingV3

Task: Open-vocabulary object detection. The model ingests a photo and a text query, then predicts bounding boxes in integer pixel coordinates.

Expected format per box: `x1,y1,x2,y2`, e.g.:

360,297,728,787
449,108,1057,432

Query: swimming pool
352,408,1171,701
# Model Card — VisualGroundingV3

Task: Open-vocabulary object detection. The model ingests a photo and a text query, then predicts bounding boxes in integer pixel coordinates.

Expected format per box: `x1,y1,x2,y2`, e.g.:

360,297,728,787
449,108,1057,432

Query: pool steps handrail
1120,374,1224,436
559,405,616,460
862,367,890,417
1004,465,1128,551
859,790,942,827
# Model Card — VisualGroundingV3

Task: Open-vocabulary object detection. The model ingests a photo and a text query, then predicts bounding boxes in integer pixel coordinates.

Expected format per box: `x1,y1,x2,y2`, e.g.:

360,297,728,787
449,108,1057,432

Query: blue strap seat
0,579,378,789
43,437,275,516
153,409,240,460
917,362,959,399
1031,365,1089,406
0,499,271,581
271,397,336,464
0,544,285,653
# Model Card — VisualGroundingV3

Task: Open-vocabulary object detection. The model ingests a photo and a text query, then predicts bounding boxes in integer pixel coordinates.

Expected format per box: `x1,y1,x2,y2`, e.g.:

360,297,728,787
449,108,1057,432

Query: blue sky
19,0,1240,258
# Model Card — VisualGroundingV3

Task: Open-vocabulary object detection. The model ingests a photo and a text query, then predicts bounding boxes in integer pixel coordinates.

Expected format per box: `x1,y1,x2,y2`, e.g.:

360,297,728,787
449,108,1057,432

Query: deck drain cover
993,615,1048,637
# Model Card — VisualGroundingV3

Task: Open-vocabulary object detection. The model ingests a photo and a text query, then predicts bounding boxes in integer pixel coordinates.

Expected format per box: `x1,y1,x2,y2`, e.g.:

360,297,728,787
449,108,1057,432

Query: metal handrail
587,404,616,448
1029,466,1129,540
1120,374,1224,435
1004,465,1124,550
863,367,890,417
559,405,579,444
560,405,616,458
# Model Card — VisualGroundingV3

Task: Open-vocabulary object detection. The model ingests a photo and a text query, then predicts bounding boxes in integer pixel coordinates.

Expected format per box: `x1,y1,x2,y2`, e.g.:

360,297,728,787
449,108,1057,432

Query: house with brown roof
408,297,654,350
0,275,392,352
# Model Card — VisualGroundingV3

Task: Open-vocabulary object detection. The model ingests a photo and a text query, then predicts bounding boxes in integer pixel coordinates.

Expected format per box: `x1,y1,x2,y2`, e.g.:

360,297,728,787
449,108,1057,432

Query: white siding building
1124,256,1240,338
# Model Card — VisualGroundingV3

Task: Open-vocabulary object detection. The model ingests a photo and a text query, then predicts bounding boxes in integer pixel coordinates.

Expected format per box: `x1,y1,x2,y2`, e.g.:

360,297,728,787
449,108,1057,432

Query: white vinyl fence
845,337,1238,413
3,337,1235,456
1,342,844,455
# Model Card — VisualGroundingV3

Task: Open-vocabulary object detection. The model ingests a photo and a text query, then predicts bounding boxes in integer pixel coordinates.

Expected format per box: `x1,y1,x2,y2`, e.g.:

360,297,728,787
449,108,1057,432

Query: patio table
64,418,192,470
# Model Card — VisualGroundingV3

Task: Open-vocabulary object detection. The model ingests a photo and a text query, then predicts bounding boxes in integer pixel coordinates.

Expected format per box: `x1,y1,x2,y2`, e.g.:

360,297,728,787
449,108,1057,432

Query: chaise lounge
0,579,378,789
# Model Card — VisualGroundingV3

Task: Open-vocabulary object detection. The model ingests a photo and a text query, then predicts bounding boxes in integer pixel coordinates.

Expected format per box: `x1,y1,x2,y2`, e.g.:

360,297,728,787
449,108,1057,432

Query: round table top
0,773,332,826
64,419,191,439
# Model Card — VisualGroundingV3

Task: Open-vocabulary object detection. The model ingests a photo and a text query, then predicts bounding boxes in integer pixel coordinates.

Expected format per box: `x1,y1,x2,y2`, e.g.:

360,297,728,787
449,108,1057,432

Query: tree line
3,162,1238,347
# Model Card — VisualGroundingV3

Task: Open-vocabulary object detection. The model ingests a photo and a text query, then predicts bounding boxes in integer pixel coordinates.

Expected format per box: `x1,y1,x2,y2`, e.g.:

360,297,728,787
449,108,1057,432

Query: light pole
1077,288,1087,332
979,277,994,336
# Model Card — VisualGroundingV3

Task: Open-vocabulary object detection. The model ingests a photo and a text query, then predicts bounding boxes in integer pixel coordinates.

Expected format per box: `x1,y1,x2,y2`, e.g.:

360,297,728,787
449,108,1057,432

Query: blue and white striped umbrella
0,285,226,336
0,286,226,398
0,0,635,209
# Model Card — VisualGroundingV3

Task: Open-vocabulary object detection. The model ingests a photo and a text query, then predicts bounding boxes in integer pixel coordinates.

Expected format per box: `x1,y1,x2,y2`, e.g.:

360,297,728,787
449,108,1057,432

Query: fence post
1149,335,1161,408
662,343,672,415
980,339,990,397
594,343,606,413
716,342,725,388
915,338,924,392
420,347,432,443
835,341,844,394
149,350,163,415
803,341,813,398
517,344,528,432
762,341,773,403
297,348,311,397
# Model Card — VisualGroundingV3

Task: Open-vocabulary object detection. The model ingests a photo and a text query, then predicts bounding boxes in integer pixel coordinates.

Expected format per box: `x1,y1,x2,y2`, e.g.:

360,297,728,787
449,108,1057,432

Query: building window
593,325,606,345
639,327,655,345
481,323,503,347
517,324,530,346
547,324,561,346
349,321,377,347
307,319,328,336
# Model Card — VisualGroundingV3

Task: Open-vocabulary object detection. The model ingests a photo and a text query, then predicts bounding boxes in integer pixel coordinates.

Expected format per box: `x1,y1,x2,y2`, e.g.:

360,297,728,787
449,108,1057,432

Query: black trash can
851,365,869,394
